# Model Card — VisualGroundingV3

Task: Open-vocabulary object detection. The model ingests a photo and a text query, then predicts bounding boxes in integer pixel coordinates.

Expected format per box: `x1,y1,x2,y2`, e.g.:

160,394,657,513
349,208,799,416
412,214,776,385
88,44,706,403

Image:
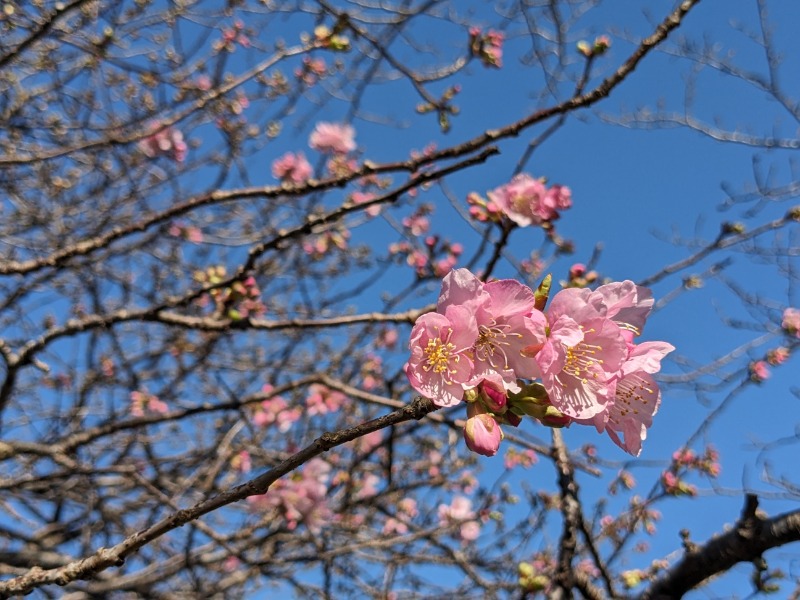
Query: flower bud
478,381,507,413
464,404,503,457
533,274,552,311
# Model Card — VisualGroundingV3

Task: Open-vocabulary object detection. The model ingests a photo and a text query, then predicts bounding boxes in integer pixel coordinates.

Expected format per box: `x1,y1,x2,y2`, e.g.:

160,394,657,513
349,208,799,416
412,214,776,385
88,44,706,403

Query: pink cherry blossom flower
272,151,313,183
405,306,478,407
475,279,547,388
436,268,547,392
672,447,696,465
749,360,770,382
536,304,627,419
247,458,332,534
253,396,301,431
469,27,504,68
309,121,356,154
383,517,409,536
438,496,480,541
503,447,538,469
130,390,167,416
306,384,346,416
398,497,418,518
548,184,572,209
589,280,655,337
139,124,188,163
403,213,430,236
351,191,381,217
782,307,800,337
579,340,674,456
488,174,551,227
766,346,790,365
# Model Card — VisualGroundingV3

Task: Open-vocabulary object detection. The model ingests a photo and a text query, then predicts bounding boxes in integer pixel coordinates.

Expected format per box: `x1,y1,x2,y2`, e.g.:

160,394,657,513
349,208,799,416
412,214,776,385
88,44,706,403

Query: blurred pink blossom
139,124,188,163
306,384,347,416
130,390,168,417
782,307,800,337
438,496,481,541
309,121,356,154
749,360,770,382
254,386,301,431
247,458,332,533
272,151,313,184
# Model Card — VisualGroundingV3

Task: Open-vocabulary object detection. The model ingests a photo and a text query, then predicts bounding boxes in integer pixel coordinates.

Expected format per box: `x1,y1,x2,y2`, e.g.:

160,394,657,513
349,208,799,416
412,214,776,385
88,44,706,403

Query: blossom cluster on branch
406,268,673,456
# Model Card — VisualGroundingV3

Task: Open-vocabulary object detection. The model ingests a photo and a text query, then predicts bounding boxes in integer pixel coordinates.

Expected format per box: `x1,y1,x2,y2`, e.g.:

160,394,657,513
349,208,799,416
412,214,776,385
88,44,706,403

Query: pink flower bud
463,412,503,457
478,380,506,413
749,360,770,382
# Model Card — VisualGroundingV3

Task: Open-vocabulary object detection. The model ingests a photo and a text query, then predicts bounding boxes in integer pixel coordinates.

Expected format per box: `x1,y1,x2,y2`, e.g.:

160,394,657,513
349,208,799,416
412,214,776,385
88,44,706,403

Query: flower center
475,321,520,370
423,330,457,375
562,340,604,383
610,374,655,422
511,194,528,213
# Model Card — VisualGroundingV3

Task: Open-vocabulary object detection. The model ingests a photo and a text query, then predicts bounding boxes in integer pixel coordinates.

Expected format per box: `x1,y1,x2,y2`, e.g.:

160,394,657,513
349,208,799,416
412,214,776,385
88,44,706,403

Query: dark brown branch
641,494,800,599
0,0,94,70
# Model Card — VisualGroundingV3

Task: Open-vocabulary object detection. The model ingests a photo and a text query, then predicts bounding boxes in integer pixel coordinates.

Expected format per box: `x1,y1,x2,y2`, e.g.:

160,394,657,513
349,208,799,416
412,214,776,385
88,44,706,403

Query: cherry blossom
305,384,346,416
130,390,168,417
247,458,332,534
309,121,356,154
782,307,800,337
579,341,674,456
469,27,504,68
406,308,477,407
406,268,671,455
272,151,312,183
438,496,481,541
254,386,301,431
139,124,188,163
749,360,770,382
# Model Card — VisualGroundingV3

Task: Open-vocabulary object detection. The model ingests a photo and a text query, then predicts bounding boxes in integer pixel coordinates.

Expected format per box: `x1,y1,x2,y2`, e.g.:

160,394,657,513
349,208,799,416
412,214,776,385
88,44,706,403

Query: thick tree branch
641,495,800,599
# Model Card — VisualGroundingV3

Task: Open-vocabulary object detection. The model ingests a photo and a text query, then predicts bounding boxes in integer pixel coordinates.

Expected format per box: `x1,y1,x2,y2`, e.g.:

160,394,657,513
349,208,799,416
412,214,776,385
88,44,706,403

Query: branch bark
641,494,800,599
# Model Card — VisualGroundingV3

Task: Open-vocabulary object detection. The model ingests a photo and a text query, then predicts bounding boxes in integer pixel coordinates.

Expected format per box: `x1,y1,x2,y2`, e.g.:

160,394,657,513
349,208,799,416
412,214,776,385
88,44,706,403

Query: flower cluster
272,151,312,184
194,267,266,320
577,35,611,58
295,56,327,86
437,496,481,541
782,307,800,337
247,458,332,534
138,124,188,163
469,27,504,68
383,497,418,535
405,268,673,456
749,360,770,382
130,390,168,417
309,121,356,154
253,385,301,431
468,174,572,227
305,384,346,416
168,221,203,243
215,20,251,52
